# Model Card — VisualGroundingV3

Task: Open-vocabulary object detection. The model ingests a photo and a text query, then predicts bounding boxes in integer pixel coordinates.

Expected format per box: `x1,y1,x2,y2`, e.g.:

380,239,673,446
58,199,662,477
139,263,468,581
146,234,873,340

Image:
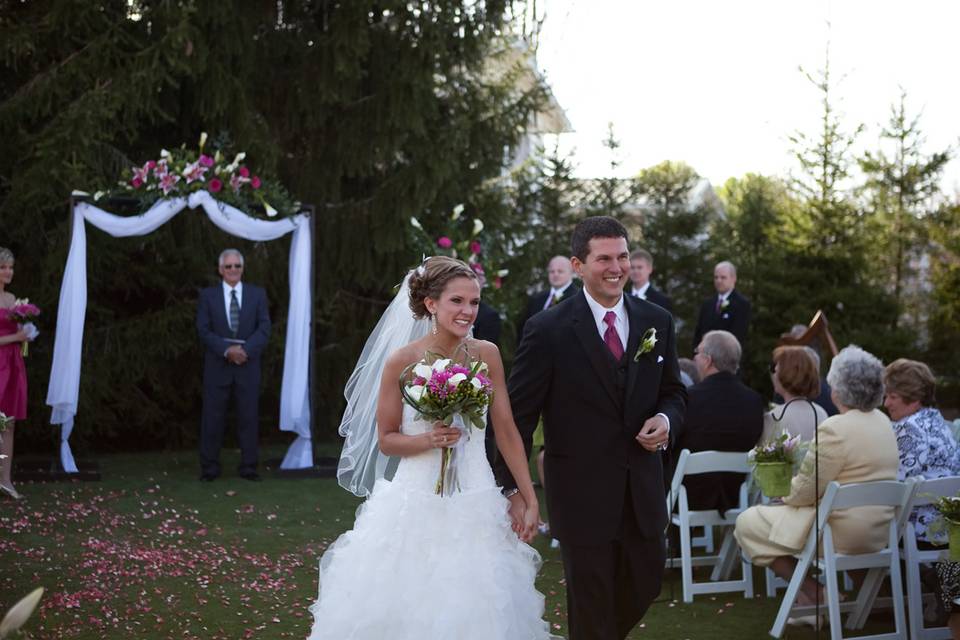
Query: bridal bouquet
399,350,493,496
2,299,40,357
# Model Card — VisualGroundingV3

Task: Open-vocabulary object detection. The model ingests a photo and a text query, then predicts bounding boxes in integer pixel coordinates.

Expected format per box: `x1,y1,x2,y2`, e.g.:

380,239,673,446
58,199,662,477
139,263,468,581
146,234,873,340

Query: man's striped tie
229,290,240,337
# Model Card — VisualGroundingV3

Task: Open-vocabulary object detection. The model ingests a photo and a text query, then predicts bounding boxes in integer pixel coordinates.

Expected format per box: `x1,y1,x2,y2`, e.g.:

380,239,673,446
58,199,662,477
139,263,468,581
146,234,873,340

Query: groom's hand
636,415,669,452
507,493,527,538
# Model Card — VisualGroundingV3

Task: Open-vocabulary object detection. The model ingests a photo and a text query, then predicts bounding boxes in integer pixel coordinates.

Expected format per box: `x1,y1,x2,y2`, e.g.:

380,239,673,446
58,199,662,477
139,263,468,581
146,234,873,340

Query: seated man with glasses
196,248,272,482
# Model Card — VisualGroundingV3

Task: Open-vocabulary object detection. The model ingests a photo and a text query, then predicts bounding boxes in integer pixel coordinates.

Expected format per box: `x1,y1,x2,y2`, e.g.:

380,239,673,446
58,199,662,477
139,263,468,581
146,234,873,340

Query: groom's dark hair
571,216,629,261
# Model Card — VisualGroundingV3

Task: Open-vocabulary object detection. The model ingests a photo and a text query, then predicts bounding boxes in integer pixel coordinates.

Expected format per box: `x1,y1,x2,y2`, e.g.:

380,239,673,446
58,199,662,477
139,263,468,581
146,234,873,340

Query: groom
496,216,687,640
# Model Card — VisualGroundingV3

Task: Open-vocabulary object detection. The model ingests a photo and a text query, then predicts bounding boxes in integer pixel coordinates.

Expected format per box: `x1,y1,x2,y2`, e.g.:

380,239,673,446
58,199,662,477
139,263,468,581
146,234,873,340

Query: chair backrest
815,479,917,537
667,449,751,513
907,475,960,509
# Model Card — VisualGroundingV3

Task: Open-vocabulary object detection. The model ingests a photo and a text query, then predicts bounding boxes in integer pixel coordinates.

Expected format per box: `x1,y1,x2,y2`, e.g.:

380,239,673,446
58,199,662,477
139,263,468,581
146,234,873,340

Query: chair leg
904,555,924,640
680,516,694,604
711,527,736,582
845,567,884,630
824,561,844,640
770,553,814,638
888,545,908,640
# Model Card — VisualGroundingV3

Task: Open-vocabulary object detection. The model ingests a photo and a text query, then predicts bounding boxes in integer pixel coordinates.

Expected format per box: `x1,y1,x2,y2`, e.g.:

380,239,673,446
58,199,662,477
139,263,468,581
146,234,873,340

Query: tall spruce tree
859,91,951,332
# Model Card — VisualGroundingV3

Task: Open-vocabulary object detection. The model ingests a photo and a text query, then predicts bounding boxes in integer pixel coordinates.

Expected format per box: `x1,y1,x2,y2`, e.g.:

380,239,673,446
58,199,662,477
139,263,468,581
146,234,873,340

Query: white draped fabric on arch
46,190,314,472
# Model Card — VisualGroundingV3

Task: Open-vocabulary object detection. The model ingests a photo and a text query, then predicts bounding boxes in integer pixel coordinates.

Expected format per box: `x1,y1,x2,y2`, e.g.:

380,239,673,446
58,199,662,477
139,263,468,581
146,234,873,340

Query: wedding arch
45,190,314,472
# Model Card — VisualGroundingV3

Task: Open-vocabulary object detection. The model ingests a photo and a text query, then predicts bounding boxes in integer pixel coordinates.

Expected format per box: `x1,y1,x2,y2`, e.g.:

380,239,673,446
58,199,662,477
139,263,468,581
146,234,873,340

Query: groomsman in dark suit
627,249,672,313
692,261,751,356
673,330,764,513
196,249,272,481
497,217,686,639
516,255,579,342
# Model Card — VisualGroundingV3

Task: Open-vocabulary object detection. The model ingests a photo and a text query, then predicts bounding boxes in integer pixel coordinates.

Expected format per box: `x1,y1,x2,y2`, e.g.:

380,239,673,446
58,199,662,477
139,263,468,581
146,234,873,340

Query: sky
535,0,960,193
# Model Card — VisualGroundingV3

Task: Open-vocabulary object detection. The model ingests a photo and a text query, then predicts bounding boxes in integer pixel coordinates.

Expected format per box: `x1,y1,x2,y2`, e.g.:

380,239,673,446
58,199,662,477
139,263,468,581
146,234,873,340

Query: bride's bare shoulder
466,338,501,363
385,341,426,371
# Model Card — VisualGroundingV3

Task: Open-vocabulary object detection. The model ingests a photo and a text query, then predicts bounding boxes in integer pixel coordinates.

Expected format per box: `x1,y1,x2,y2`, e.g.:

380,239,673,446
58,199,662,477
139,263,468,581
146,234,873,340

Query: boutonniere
633,327,658,362
720,298,730,311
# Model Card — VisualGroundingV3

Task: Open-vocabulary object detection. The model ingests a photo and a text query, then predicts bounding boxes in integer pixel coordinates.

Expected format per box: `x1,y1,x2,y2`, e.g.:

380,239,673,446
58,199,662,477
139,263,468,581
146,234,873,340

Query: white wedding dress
308,405,557,639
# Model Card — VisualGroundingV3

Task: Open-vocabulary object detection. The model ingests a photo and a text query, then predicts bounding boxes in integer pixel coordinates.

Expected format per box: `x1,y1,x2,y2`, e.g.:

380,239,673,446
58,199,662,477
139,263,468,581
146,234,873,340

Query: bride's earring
431,313,438,336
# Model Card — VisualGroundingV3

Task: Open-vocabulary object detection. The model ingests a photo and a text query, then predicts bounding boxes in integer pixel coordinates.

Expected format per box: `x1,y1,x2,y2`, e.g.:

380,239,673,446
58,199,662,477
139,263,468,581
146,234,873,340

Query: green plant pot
753,461,793,498
949,521,960,562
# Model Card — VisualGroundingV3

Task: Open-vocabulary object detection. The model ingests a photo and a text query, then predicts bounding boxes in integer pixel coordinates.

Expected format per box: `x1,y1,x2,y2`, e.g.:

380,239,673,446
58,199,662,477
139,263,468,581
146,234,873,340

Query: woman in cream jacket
735,345,899,609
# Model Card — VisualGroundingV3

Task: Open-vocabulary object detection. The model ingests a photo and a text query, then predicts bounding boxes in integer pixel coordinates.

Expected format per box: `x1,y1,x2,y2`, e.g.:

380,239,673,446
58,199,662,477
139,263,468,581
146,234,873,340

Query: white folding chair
768,479,916,640
901,476,960,640
666,449,754,603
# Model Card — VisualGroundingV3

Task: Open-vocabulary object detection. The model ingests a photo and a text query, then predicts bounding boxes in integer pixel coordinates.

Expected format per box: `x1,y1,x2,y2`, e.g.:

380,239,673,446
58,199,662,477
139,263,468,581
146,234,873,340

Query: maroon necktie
715,296,723,314
603,311,624,360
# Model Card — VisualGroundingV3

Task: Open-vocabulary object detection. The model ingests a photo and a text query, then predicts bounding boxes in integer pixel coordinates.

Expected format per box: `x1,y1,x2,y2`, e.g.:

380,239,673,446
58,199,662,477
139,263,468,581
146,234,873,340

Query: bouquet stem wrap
436,414,470,496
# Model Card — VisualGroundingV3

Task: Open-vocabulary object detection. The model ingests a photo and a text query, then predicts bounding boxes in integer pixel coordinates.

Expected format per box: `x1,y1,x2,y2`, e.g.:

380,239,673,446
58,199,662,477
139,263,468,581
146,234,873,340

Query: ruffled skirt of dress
308,479,558,640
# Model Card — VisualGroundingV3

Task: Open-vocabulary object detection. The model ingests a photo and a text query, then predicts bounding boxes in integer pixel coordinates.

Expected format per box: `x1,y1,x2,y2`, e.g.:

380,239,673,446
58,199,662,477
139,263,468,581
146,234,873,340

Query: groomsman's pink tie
603,311,624,360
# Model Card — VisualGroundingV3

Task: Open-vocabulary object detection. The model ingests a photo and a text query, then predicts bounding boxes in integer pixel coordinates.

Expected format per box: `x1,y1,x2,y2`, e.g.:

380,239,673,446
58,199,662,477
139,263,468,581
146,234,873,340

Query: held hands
636,414,669,452
225,345,248,365
507,493,539,543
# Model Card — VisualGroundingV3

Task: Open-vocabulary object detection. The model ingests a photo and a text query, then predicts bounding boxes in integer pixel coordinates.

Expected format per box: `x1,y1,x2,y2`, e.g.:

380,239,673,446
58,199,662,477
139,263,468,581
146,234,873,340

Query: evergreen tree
0,1,547,451
634,160,714,349
859,91,951,331
584,123,633,220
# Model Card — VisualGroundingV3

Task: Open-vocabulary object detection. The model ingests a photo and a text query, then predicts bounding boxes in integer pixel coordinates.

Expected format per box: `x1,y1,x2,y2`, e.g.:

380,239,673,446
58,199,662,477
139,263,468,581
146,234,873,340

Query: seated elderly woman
761,346,829,444
735,345,899,609
884,358,960,544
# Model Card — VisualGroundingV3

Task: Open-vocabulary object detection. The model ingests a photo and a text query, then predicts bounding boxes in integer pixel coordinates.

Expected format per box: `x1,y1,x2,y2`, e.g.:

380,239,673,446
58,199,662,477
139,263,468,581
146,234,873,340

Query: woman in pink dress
0,246,28,500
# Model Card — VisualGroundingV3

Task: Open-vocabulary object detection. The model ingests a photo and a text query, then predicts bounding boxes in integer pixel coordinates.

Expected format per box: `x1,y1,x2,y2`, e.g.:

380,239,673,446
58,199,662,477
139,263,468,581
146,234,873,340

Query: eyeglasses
223,263,243,270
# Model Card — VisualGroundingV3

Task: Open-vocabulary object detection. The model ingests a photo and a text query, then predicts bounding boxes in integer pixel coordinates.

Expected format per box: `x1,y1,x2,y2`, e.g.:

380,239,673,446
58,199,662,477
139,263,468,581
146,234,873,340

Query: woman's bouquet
748,431,803,498
399,348,493,496
2,299,40,357
748,431,803,465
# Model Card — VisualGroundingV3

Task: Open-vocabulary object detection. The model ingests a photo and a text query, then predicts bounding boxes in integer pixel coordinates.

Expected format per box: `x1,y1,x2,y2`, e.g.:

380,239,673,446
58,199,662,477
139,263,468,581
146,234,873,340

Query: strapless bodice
391,404,495,494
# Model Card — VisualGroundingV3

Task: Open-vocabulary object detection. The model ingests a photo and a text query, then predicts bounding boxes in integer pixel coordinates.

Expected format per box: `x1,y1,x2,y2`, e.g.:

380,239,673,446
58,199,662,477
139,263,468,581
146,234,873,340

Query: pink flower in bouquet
239,166,250,178
145,160,157,171
230,173,249,193
159,172,181,195
154,160,168,177
469,241,482,255
6,303,40,323
199,154,214,168
132,163,151,185
208,178,223,193
181,161,208,184
437,236,453,249
251,176,261,189
130,176,144,189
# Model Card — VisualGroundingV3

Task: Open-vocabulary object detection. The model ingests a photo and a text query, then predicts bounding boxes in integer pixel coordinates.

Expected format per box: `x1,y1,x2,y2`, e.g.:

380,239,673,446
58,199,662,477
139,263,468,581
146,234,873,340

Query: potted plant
933,494,960,561
748,431,802,498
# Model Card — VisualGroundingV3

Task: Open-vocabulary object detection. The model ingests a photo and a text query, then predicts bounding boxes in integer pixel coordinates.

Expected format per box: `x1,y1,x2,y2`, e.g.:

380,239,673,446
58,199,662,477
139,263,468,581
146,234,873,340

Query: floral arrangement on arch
409,204,508,291
100,133,299,219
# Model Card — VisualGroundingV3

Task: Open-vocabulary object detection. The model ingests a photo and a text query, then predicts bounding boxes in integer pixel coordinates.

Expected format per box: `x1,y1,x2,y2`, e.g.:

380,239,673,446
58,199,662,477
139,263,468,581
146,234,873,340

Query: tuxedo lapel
211,287,230,335
625,297,646,401
570,295,621,407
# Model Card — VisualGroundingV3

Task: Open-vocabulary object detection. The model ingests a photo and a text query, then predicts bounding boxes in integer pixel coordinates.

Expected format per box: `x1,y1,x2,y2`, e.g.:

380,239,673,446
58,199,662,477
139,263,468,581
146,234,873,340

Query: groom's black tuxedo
496,290,686,639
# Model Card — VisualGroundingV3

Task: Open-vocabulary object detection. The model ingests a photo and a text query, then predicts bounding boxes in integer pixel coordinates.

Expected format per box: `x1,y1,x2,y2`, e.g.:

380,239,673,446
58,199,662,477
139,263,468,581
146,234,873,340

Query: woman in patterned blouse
884,358,960,544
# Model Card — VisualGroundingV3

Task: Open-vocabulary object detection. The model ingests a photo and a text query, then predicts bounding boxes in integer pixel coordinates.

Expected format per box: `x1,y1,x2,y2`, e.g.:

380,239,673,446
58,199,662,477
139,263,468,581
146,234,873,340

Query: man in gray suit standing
196,249,271,481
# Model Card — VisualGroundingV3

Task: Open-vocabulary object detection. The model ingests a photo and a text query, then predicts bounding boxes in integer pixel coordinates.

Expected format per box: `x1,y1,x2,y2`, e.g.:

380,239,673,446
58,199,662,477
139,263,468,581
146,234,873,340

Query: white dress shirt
582,288,628,352
542,282,575,311
222,280,243,331
631,282,651,299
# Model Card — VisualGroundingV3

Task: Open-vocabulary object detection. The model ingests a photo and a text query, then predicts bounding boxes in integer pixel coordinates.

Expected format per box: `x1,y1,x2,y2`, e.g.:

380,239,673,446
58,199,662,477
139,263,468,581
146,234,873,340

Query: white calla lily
410,216,423,230
471,219,484,235
448,373,467,387
413,363,433,380
451,204,465,220
432,358,451,372
406,385,426,402
470,377,482,390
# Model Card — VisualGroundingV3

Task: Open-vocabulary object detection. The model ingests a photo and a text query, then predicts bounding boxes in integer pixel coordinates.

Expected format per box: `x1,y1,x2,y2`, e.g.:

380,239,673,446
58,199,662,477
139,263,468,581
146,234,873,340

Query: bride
308,256,557,639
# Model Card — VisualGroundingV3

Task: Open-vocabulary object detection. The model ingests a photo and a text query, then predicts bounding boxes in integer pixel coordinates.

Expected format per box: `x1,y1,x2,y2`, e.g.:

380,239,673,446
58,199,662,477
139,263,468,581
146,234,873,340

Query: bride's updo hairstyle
408,256,478,319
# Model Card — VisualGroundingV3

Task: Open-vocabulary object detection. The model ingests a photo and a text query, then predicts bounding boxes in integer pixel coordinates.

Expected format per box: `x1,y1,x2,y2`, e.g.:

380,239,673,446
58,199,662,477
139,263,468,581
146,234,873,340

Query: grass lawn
1,445,905,639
